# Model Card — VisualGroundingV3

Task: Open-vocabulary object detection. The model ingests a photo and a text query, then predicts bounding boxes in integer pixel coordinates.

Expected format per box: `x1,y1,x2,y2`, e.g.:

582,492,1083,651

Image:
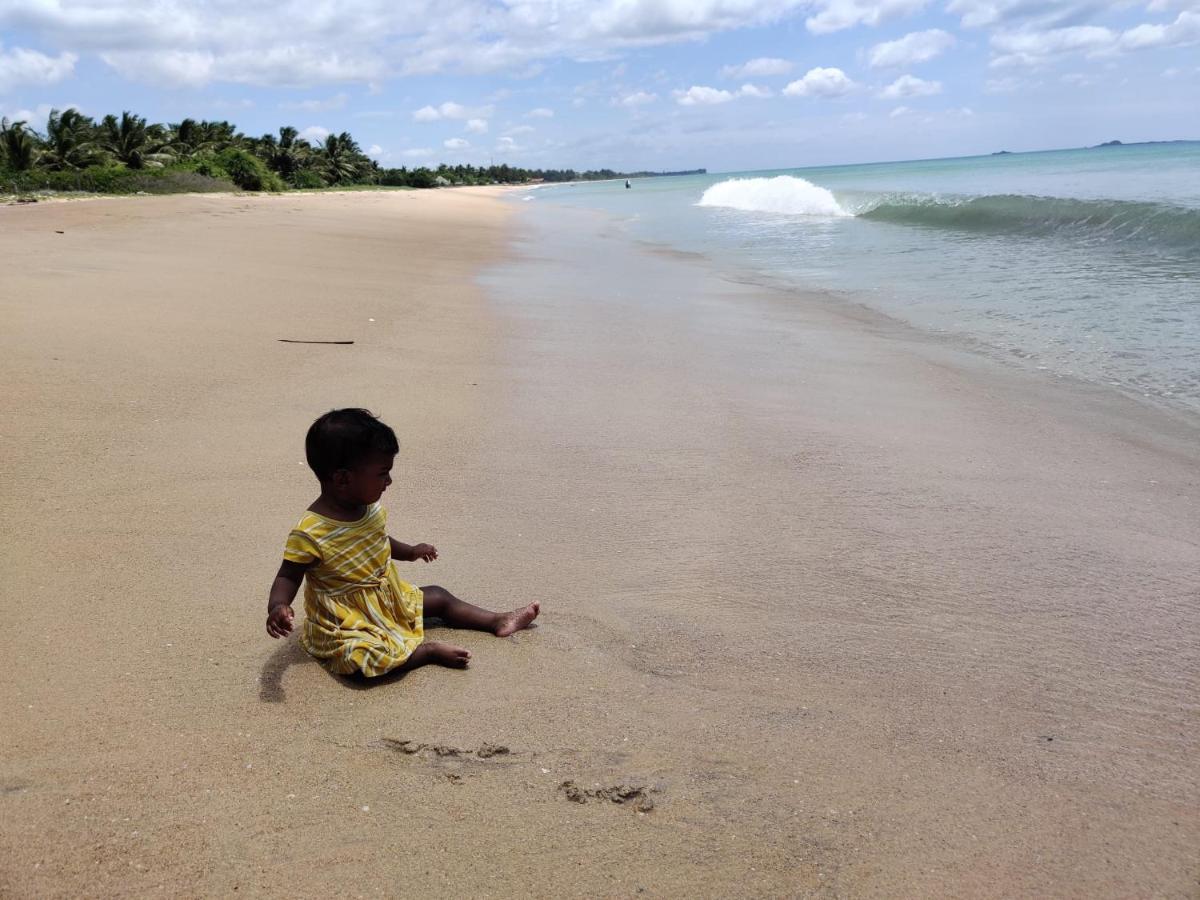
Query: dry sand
0,189,1197,898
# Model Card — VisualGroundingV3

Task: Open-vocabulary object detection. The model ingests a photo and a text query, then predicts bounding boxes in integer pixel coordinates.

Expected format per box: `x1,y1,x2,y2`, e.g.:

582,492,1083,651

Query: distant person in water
265,408,539,676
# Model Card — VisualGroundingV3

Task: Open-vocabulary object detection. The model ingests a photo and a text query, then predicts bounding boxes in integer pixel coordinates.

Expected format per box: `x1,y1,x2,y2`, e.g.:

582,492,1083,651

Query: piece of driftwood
277,339,355,345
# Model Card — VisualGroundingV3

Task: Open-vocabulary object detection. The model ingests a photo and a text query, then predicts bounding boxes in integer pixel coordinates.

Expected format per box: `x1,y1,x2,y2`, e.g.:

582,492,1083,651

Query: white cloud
496,135,519,153
465,117,488,133
503,124,536,135
989,25,1115,67
674,85,735,105
2,0,967,91
0,0,843,87
879,74,942,98
1,102,74,131
738,83,773,97
805,0,928,34
366,144,383,156
14,0,1189,102
525,107,554,118
100,50,213,86
868,29,956,68
101,47,385,88
1120,10,1200,50
413,100,494,122
575,0,811,45
444,137,469,149
890,105,911,117
948,0,1111,30
987,11,1200,67
0,44,77,92
720,57,792,78
617,90,658,106
783,67,856,97
281,93,348,112
299,125,330,143
402,147,433,158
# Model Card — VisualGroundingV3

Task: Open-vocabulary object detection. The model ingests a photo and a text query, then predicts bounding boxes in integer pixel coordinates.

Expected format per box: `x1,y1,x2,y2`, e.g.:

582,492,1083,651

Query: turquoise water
523,143,1200,413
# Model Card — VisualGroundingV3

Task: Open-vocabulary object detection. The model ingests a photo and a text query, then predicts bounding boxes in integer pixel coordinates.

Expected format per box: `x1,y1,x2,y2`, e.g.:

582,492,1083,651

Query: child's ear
332,468,351,487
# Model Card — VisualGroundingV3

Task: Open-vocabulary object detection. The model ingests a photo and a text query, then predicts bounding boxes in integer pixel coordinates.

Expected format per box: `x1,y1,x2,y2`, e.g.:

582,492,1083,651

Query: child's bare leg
422,585,540,637
398,641,471,670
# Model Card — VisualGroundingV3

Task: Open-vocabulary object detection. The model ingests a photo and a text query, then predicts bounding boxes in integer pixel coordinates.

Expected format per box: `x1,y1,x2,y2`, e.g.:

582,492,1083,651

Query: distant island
626,168,707,178
989,139,1196,157
1091,139,1197,149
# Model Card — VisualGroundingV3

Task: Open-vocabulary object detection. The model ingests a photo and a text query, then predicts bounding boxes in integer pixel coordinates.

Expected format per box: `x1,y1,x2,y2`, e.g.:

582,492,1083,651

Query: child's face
339,452,394,505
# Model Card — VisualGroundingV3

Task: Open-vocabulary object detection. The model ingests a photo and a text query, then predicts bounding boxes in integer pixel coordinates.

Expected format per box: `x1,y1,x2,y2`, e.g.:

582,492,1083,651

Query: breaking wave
698,176,850,217
859,194,1200,251
698,177,1199,253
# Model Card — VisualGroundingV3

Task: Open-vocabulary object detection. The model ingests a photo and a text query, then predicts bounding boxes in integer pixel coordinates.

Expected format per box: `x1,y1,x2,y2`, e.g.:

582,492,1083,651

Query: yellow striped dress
284,503,424,677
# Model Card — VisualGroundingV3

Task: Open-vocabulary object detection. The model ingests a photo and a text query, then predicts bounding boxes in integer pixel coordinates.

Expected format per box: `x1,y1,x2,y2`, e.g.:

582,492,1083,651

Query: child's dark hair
305,408,399,481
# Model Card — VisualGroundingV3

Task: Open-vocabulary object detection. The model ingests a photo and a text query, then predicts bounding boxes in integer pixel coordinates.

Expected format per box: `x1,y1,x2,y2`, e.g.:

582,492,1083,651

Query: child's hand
266,604,294,638
412,543,438,562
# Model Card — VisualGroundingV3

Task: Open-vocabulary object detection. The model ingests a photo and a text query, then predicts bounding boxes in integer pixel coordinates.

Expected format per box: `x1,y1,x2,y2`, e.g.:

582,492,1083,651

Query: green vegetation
1,108,687,197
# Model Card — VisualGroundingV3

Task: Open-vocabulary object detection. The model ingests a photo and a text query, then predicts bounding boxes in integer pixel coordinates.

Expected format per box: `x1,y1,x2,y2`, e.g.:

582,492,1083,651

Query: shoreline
625,230,1200,434
2,189,1197,897
483,196,1200,894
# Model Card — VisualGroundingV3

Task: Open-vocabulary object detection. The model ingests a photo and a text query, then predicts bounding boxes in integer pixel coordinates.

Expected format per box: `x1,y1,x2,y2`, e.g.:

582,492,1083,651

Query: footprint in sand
373,738,512,759
557,779,658,813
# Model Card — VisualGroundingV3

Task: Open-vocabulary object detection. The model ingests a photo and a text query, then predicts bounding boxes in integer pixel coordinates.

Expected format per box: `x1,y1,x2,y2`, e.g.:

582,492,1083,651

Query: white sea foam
697,175,850,217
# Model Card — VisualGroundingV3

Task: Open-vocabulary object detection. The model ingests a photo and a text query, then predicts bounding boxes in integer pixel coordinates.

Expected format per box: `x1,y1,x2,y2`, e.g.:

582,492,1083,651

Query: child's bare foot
494,602,540,637
413,641,472,668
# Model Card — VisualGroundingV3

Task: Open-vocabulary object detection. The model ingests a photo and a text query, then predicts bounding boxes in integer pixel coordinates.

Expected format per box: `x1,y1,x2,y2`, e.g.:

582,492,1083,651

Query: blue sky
1,0,1197,172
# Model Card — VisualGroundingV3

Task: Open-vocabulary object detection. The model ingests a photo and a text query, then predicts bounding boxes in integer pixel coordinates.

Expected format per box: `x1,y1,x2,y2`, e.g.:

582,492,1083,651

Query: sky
1,0,1197,172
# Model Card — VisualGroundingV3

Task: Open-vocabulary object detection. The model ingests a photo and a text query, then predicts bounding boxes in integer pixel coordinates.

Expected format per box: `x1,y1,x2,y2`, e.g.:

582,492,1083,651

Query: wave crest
860,194,1200,251
698,176,850,217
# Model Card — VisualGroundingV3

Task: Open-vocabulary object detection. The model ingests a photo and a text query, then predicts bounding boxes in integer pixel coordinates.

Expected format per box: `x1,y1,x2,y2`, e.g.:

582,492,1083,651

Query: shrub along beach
0,109,642,196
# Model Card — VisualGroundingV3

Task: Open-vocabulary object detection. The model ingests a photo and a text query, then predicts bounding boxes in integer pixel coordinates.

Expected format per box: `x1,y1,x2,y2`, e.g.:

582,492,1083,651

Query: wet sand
1,189,1197,898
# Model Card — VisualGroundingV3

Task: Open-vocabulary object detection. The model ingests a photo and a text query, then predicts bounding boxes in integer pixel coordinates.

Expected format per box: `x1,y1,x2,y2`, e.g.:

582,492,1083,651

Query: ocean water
521,143,1200,414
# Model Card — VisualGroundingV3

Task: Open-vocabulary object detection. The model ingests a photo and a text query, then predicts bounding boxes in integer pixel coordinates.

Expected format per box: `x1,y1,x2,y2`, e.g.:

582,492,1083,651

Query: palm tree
320,131,365,184
200,119,240,150
262,125,309,180
0,118,38,171
99,111,174,168
41,108,102,171
170,118,241,157
171,118,205,156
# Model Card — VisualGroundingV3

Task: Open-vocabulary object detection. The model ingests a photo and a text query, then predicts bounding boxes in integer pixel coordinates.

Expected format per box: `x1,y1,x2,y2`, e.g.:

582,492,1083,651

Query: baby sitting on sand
265,408,539,676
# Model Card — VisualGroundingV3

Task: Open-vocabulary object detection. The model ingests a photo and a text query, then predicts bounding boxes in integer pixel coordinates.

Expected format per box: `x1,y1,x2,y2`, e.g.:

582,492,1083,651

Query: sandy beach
1,188,1197,898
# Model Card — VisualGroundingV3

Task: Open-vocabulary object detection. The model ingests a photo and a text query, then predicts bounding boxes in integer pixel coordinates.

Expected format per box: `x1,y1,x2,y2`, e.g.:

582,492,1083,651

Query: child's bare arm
266,559,311,638
389,536,438,562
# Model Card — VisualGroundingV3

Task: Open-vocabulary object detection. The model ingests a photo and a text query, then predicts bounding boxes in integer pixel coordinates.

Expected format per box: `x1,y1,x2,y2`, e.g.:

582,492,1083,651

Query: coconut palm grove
0,109,641,194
